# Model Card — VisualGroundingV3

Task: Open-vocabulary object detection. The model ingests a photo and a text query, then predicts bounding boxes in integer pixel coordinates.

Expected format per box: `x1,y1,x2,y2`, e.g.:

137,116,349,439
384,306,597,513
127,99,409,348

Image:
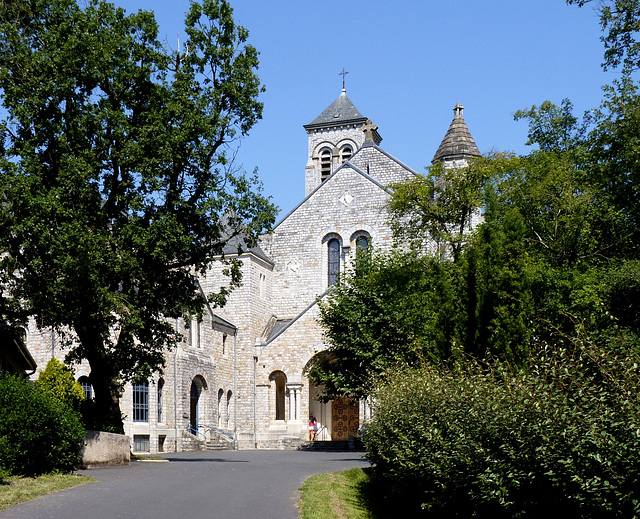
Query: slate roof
432,102,481,163
304,89,368,130
222,233,272,264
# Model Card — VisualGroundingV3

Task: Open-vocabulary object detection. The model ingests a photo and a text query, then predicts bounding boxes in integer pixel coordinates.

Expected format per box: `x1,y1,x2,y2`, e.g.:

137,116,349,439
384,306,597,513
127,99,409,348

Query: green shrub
0,375,85,476
365,337,640,518
35,358,85,412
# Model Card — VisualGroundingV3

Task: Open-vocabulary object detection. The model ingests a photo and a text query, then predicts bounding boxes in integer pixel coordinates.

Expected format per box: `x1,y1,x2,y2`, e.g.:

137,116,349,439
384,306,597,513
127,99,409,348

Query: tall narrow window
355,234,369,274
157,379,164,423
133,380,149,422
320,148,331,181
328,238,341,286
79,376,93,401
340,145,352,163
259,272,266,298
189,318,201,348
275,376,285,420
217,389,224,428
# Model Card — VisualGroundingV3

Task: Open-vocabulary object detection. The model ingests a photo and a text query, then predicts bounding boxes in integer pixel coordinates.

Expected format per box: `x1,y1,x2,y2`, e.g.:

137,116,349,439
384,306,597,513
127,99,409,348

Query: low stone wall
79,430,130,468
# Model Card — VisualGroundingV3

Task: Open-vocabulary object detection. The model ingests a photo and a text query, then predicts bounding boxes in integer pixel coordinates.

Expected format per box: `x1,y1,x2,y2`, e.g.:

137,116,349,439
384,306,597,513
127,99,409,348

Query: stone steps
206,440,233,451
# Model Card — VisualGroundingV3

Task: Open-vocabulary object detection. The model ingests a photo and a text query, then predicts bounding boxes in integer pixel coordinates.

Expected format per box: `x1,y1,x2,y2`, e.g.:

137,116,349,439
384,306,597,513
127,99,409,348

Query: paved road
0,450,370,519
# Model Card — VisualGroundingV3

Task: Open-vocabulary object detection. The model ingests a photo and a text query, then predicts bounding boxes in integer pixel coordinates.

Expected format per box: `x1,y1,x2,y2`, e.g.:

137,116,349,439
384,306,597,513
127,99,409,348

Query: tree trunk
89,369,124,434
78,328,125,434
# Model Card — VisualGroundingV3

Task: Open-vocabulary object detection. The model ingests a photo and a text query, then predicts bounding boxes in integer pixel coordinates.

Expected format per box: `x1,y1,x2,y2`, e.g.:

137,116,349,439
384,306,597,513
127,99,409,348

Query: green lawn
299,467,386,519
0,473,95,511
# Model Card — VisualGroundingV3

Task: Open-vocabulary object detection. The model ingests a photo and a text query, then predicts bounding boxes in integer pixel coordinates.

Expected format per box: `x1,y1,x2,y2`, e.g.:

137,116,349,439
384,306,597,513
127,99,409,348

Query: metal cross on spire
339,68,349,90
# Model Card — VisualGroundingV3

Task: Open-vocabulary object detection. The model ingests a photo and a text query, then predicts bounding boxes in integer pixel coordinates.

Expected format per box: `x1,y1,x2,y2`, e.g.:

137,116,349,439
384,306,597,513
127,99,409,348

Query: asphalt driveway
0,450,370,519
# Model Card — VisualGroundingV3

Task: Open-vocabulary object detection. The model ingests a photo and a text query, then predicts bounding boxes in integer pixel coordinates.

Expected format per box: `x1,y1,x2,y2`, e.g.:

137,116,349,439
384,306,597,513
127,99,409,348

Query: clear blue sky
116,0,618,218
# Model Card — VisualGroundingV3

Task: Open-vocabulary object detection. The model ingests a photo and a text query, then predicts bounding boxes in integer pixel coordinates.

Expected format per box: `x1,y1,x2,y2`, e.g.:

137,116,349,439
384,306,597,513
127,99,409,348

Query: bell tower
303,88,381,195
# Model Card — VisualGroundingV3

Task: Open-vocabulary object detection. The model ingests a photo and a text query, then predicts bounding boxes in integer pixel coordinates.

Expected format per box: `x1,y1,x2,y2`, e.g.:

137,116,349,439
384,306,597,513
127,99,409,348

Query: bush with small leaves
0,374,85,476
365,335,640,518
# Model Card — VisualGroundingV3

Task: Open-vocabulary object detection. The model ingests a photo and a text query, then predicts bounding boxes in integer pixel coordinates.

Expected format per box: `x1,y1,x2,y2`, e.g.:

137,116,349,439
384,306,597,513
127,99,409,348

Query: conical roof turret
432,102,481,163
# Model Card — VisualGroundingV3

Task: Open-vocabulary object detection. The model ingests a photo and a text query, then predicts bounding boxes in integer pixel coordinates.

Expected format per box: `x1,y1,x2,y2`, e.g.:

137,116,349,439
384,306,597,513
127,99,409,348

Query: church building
25,89,480,452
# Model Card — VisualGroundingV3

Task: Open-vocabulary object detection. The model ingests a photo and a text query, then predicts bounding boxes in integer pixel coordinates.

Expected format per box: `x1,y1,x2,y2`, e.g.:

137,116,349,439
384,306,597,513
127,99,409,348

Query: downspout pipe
233,330,237,451
174,318,179,453
253,351,257,449
253,338,265,449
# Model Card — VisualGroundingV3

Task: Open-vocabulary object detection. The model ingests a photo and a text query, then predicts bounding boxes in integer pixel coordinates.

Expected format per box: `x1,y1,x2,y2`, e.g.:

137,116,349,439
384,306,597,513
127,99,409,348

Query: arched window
217,388,224,428
78,376,93,401
157,378,164,423
354,234,370,274
226,390,232,428
132,380,149,423
356,235,369,251
320,148,331,181
340,145,353,163
328,238,341,286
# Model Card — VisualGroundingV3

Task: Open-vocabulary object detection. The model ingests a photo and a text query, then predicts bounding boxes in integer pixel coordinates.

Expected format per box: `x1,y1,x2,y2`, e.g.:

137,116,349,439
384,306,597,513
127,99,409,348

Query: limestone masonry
26,89,480,452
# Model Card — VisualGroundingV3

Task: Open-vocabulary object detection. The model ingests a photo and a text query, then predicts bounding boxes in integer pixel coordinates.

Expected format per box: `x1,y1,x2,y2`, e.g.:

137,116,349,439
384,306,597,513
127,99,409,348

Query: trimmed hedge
0,375,85,476
364,338,640,518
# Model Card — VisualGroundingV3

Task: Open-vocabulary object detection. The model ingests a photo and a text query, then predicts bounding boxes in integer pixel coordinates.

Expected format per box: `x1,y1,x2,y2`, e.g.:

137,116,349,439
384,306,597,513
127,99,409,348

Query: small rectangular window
133,435,150,452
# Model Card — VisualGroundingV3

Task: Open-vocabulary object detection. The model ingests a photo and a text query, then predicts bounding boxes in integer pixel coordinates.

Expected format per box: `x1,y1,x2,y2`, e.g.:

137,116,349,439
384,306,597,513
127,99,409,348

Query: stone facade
25,92,480,451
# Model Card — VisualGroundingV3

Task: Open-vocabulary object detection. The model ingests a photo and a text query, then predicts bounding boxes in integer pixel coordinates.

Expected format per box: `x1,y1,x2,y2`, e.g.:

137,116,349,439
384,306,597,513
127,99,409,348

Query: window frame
327,238,341,286
132,380,149,423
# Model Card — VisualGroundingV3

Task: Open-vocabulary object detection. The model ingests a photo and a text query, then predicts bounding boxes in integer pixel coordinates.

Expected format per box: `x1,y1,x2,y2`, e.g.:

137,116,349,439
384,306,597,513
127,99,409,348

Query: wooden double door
331,398,359,441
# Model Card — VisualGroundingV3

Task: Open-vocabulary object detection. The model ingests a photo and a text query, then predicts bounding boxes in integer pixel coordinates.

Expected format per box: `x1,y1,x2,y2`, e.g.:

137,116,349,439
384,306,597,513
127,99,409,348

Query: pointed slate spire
432,102,481,163
304,88,368,130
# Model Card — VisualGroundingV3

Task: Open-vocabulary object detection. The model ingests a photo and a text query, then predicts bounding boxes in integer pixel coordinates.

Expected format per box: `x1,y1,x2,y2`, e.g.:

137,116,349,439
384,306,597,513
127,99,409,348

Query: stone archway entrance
308,383,360,441
189,375,208,433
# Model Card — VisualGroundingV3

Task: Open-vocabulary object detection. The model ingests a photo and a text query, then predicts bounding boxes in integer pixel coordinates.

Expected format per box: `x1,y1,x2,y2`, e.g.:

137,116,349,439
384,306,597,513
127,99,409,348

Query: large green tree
308,249,458,400
0,0,276,432
387,157,496,263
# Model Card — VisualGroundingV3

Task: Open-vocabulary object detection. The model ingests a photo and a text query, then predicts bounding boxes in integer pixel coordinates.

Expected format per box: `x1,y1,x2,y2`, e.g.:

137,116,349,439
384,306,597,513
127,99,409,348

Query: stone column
295,387,301,422
286,383,302,422
288,387,294,421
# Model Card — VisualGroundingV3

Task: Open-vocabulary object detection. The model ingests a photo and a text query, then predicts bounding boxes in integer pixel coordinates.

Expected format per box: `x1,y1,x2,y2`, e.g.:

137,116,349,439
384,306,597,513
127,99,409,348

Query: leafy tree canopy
387,156,499,263
308,248,458,400
513,98,590,153
568,0,640,73
311,104,639,398
0,0,276,431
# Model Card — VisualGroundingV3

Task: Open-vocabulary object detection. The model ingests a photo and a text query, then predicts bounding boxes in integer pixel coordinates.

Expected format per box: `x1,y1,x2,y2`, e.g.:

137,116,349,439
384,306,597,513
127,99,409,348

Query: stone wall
79,430,130,468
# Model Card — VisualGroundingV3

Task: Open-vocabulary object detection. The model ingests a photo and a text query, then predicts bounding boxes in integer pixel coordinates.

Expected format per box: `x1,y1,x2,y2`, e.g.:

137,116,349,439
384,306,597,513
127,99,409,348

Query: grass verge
0,473,95,511
299,467,380,519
